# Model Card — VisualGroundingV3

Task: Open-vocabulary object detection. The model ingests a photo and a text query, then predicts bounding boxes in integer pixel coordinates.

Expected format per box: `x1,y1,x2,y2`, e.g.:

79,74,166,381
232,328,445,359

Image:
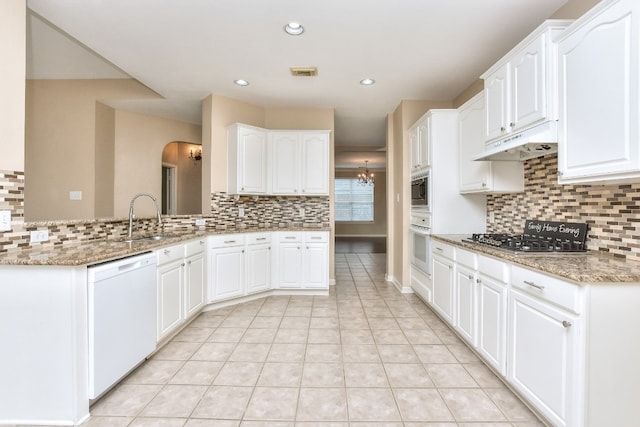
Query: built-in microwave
411,171,430,208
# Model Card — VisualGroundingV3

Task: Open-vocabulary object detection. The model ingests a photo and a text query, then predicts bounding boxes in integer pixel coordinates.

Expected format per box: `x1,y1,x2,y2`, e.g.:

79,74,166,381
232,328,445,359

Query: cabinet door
557,0,640,183
410,125,420,170
484,64,510,141
238,126,268,193
184,253,205,319
276,243,303,288
271,132,301,194
418,117,430,168
301,133,329,195
511,33,546,130
459,93,492,192
157,261,184,341
477,274,507,375
431,254,455,324
246,243,271,294
508,289,579,427
304,242,328,288
210,247,244,301
455,264,476,345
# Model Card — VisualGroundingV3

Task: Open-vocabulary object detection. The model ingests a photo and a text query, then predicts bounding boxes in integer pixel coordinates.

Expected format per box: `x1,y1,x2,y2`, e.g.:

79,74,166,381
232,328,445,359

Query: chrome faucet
128,193,162,238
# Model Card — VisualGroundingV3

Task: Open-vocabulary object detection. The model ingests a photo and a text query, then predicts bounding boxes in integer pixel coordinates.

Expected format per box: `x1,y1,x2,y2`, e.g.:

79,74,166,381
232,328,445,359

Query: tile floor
83,253,546,427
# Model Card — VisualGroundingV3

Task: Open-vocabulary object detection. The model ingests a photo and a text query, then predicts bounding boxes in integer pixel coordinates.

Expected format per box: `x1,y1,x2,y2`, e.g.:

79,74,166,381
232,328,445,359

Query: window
335,178,374,222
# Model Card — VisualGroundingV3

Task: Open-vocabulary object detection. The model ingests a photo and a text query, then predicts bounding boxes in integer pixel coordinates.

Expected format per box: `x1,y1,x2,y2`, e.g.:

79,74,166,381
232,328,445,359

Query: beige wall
0,0,25,173
551,0,601,18
114,110,201,218
95,102,115,218
335,171,386,236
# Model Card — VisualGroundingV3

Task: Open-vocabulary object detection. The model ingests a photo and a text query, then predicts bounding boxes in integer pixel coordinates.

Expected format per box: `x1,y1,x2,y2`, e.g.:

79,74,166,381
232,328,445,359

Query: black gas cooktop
465,220,588,253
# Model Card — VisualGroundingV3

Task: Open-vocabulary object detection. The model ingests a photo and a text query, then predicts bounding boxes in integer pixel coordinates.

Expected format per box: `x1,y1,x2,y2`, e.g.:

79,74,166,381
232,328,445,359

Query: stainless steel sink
119,234,178,243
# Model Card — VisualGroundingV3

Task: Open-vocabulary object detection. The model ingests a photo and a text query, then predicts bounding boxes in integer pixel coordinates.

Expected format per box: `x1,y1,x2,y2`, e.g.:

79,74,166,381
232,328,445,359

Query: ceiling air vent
290,66,318,77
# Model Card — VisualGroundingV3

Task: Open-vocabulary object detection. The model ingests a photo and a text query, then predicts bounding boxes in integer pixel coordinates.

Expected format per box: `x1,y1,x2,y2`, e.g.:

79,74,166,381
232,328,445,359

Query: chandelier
357,160,375,185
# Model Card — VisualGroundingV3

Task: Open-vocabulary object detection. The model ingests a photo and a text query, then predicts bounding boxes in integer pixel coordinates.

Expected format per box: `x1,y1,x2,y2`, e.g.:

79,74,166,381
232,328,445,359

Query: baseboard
386,273,413,294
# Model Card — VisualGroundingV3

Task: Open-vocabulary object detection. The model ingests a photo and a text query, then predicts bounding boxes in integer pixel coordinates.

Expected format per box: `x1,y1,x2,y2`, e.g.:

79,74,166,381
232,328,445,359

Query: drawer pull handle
163,249,170,255
199,240,205,245
524,280,545,291
285,236,297,240
224,240,236,244
435,247,443,251
311,236,322,240
257,237,267,241
562,320,572,328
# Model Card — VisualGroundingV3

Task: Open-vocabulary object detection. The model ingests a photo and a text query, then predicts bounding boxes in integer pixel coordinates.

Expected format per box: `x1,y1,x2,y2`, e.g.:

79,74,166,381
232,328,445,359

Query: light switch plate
0,210,11,232
69,191,82,200
194,218,206,226
238,207,245,217
299,208,305,218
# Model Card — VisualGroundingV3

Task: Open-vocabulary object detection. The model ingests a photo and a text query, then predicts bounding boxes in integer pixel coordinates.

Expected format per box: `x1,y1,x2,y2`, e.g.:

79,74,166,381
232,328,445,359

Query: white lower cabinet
454,249,477,345
184,239,206,319
431,253,455,325
209,235,246,302
157,243,185,342
273,231,329,289
245,233,271,294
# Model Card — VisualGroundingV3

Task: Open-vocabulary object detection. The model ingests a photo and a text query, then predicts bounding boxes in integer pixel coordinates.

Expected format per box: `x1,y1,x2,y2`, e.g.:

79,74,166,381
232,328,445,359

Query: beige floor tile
403,328,443,345
346,388,400,421
257,362,303,387
376,344,420,363
228,343,271,362
485,387,539,421
221,316,255,328
250,316,283,328
285,306,312,317
191,385,253,419
372,329,409,345
185,420,239,427
267,343,307,362
213,361,263,386
279,316,310,329
169,361,223,385
124,360,184,385
307,328,341,344
241,328,277,343
342,344,381,363
91,384,162,416
366,318,400,330
294,422,347,427
189,315,226,329
338,316,370,329
343,363,389,387
340,329,375,345
241,422,293,427
173,327,215,342
384,363,434,388
274,328,309,344
309,316,339,328
301,362,345,387
448,343,481,363
393,388,454,422
440,388,507,422
190,342,237,362
80,416,133,426
433,328,464,345
349,423,403,427
139,385,207,417
244,387,299,420
153,342,201,361
305,343,342,362
128,417,187,426
463,362,504,388
296,387,348,421
396,317,429,330
412,344,458,364
425,363,479,388
207,327,246,343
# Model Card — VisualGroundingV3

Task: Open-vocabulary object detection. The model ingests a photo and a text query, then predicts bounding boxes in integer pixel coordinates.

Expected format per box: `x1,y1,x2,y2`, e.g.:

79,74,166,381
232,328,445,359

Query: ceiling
26,0,567,169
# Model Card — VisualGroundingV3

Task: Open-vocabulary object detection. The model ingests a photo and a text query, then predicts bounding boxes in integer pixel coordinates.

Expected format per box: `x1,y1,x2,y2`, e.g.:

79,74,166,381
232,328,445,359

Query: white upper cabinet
271,131,330,195
410,116,430,173
481,20,572,143
227,124,268,194
557,0,640,184
458,93,524,193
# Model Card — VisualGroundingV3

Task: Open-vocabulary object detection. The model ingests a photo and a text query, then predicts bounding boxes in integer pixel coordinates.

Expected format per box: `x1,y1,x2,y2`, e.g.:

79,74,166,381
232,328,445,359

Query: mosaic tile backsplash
488,154,640,260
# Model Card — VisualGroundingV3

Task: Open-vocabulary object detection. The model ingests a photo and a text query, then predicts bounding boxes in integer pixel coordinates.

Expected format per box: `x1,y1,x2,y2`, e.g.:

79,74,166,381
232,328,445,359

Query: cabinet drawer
511,265,582,314
185,238,206,257
411,213,431,229
276,232,303,243
209,234,246,248
456,248,477,269
477,255,508,283
246,232,271,245
157,243,185,266
432,242,455,260
305,232,328,243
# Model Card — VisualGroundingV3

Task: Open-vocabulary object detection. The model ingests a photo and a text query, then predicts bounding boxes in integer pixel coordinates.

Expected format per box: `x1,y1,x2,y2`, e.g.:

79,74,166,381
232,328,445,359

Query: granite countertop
433,234,640,284
0,227,330,267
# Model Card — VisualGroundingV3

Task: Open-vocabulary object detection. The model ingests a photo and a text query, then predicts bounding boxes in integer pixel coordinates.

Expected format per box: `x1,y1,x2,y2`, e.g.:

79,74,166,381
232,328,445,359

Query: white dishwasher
87,252,156,399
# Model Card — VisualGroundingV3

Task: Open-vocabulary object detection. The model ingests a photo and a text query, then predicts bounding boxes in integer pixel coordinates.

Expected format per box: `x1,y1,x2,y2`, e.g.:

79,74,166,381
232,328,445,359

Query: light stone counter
0,227,330,266
433,234,640,283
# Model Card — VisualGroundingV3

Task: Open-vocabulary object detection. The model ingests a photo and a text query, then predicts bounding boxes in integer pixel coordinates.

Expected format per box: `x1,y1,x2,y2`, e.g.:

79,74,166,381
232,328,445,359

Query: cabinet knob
562,320,572,328
241,187,244,191
199,240,205,245
306,246,309,249
500,126,506,132
242,249,245,253
468,274,473,280
163,249,170,255
482,182,487,187
187,260,191,265
476,278,481,284
558,170,564,177
181,263,185,267
510,122,515,128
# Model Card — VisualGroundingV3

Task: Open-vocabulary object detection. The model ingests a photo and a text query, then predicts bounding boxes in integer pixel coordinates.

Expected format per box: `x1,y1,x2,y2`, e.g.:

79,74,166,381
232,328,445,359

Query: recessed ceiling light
360,78,375,86
234,79,249,86
284,22,304,35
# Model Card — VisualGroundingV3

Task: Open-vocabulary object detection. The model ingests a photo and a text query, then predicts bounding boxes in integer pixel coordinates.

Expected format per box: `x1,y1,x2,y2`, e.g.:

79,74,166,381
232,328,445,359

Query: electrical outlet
238,207,245,217
194,218,206,226
299,208,305,218
30,230,49,243
489,211,495,224
0,210,11,232
69,191,82,201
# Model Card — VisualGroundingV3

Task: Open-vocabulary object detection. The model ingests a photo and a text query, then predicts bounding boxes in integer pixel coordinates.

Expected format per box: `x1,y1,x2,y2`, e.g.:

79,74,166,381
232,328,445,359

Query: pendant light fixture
357,160,375,185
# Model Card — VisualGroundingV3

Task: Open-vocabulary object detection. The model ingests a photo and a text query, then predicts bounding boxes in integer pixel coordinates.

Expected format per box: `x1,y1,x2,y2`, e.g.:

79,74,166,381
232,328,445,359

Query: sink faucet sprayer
128,193,162,238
